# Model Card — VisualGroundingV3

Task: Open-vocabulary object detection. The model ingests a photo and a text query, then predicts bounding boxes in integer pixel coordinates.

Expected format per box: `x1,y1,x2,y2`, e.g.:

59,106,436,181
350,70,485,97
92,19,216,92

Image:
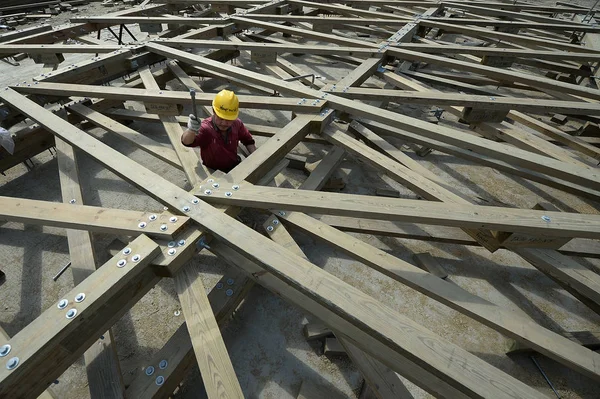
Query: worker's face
213,114,235,131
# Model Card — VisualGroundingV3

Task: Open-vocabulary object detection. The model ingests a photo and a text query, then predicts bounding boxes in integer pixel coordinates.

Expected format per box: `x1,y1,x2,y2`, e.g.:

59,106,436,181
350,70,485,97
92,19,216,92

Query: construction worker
182,89,257,172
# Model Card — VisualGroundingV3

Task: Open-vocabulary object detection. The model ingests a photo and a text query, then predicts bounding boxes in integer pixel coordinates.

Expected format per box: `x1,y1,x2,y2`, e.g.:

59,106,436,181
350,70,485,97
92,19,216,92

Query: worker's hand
187,114,200,132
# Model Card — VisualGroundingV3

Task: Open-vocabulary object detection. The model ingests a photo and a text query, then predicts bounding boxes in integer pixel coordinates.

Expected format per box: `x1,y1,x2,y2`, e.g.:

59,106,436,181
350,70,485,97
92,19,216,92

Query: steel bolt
57,299,69,309
216,282,224,290
541,215,551,222
149,214,157,221
212,183,220,188
6,357,19,370
169,216,178,223
227,278,234,285
204,189,212,195
168,241,176,248
138,222,147,229
159,360,168,369
226,289,233,296
145,366,155,376
182,206,190,212
232,185,240,190
273,219,279,225
66,309,77,319
178,239,186,246
123,247,132,255
278,211,286,216
75,293,86,303
117,259,127,268
69,199,76,204
267,226,274,232
0,344,11,357
160,224,168,231
132,254,141,262
156,376,165,386
191,198,200,204
168,248,176,256
225,192,232,197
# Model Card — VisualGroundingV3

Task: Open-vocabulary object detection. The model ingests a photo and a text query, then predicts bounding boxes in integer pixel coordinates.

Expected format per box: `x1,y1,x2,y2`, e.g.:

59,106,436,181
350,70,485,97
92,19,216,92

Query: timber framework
1,0,600,397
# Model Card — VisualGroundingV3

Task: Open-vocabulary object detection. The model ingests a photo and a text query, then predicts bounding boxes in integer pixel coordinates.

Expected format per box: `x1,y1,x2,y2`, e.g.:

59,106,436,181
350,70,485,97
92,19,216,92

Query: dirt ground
1,1,600,398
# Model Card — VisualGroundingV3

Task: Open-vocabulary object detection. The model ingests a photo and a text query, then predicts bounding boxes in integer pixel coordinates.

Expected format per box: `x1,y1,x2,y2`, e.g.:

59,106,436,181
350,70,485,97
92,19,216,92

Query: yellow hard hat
212,90,239,120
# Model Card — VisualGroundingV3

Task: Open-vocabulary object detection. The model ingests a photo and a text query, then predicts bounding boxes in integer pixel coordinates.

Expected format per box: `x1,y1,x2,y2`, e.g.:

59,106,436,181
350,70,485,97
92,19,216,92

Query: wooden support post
56,138,125,398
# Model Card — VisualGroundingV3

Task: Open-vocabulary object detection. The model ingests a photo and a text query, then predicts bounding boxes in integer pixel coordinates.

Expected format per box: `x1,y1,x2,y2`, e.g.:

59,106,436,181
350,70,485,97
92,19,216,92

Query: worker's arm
238,121,256,154
181,114,200,146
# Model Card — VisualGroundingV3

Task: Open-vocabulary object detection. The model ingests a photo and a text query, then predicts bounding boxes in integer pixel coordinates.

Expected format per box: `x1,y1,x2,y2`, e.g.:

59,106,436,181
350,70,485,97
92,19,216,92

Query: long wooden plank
12,83,321,113
316,215,600,258
125,271,252,398
0,235,161,398
139,67,242,397
174,264,244,398
387,48,600,101
196,184,600,239
393,44,600,61
360,119,600,200
55,138,125,399
264,213,414,399
67,103,183,170
0,44,129,54
138,66,207,185
0,88,549,399
146,43,600,192
0,196,188,238
158,39,383,58
332,88,600,115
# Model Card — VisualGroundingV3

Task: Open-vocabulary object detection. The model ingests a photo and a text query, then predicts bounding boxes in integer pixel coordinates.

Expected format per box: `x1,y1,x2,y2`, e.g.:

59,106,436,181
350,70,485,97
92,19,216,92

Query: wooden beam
124,271,253,398
173,263,244,398
0,196,188,238
196,184,600,239
67,104,183,170
316,215,600,258
55,138,125,398
0,88,549,399
13,83,322,113
360,119,600,201
333,88,600,115
0,235,161,398
145,43,600,191
264,210,414,399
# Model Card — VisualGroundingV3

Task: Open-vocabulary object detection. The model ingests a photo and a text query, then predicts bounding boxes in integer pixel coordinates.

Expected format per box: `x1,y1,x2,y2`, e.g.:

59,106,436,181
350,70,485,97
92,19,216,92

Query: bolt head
226,289,234,296
160,224,168,231
156,376,165,386
138,222,147,229
204,189,212,195
278,211,286,216
168,241,176,248
273,219,279,225
168,249,176,256
66,309,77,319
159,360,168,369
191,198,200,204
267,226,274,232
132,255,141,263
0,344,11,357
122,248,132,255
57,299,68,309
145,366,155,376
182,206,190,212
149,214,157,221
6,357,19,370
117,259,127,268
225,192,232,197
169,216,178,223
69,199,76,204
212,183,220,188
216,282,224,290
178,240,186,246
227,278,234,285
232,185,240,190
75,293,86,303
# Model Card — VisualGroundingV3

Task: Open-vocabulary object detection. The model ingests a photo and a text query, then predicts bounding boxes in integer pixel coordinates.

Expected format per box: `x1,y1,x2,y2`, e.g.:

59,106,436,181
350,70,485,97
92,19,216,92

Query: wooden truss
1,0,600,397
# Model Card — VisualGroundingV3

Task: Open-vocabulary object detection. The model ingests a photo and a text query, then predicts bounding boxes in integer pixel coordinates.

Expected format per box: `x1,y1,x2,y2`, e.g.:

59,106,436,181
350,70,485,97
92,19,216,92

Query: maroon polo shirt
182,116,255,172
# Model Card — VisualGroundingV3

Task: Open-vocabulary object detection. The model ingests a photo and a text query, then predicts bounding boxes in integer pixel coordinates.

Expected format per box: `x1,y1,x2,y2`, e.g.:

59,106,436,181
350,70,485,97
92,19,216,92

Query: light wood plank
55,138,125,399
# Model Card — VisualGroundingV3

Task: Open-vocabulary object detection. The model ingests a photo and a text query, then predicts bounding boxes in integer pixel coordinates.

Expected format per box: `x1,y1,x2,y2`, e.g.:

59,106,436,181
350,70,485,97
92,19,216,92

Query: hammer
189,88,199,119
